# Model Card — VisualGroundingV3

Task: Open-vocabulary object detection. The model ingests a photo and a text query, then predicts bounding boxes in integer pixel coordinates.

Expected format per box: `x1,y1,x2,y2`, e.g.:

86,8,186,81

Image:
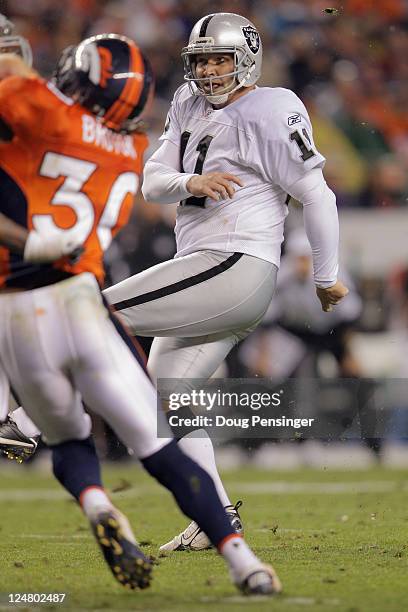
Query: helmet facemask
0,15,32,66
182,46,255,105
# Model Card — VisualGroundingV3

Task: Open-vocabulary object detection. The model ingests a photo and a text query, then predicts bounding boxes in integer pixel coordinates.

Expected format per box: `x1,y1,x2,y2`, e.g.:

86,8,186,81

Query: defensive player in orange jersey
0,34,281,596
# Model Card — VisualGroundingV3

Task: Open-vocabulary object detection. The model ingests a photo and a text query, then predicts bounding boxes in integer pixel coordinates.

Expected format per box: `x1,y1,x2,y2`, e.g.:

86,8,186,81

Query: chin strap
205,91,230,105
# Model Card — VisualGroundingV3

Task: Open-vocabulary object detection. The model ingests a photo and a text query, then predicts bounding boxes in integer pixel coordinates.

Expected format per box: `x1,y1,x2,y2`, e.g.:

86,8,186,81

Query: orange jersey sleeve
0,75,69,140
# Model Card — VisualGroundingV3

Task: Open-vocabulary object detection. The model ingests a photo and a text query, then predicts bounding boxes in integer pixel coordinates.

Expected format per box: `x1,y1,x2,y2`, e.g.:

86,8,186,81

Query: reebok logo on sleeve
288,114,301,126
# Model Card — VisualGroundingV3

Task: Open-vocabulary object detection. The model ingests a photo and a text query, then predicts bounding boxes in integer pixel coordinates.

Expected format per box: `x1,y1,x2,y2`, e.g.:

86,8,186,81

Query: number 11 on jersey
179,131,214,208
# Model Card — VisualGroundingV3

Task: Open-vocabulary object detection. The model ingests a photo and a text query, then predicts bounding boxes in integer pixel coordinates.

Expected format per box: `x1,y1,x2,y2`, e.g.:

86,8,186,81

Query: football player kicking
0,11,348,555
105,12,348,551
0,34,281,595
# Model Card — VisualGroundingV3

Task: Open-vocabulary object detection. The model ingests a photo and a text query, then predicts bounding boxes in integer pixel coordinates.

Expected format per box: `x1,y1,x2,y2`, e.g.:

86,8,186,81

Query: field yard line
0,489,71,501
0,479,406,502
229,480,403,494
201,595,340,606
17,533,91,539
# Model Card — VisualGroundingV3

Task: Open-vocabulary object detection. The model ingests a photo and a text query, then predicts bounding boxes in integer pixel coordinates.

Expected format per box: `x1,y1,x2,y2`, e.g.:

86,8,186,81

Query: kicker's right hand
186,172,243,201
24,230,84,263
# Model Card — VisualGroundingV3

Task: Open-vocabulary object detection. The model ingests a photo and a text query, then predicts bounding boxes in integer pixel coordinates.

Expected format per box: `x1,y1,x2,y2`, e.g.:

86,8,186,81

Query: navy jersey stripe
0,166,28,282
0,166,28,226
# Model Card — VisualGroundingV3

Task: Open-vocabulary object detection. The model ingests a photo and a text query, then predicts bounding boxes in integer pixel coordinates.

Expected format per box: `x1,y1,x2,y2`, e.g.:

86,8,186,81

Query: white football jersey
160,84,325,266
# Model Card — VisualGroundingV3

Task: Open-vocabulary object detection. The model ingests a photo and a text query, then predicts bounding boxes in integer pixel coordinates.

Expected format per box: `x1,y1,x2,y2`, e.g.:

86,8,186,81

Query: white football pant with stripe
104,251,278,393
0,273,171,457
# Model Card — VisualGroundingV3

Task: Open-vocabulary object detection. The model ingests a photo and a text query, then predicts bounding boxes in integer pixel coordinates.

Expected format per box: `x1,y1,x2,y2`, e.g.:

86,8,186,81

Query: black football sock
142,440,235,547
51,436,102,500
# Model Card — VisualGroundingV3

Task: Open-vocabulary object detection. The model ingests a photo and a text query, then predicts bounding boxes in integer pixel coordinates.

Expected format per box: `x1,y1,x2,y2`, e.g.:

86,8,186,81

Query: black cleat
91,509,153,590
0,417,39,463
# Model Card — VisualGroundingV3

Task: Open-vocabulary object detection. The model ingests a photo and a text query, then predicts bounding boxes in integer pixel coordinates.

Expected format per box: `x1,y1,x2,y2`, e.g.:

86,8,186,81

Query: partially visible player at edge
0,32,281,595
0,14,64,256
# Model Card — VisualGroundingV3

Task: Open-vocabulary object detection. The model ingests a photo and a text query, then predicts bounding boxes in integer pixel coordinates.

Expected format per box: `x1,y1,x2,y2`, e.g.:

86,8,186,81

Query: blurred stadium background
2,0,408,467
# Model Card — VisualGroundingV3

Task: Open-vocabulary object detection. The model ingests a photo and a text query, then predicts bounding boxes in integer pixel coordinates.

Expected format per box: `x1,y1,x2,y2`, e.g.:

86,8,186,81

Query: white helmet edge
0,14,33,67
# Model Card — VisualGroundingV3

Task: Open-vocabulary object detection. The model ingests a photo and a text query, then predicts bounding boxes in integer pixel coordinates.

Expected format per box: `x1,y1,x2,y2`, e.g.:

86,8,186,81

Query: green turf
0,463,407,611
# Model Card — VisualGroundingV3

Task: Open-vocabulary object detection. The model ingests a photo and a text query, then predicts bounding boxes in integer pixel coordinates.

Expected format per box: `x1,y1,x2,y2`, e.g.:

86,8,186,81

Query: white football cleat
159,519,208,552
159,501,243,552
234,563,282,596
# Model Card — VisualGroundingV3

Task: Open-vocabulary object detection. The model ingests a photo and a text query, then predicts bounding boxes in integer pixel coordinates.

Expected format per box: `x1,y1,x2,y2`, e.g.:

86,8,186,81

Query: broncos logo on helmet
53,33,154,134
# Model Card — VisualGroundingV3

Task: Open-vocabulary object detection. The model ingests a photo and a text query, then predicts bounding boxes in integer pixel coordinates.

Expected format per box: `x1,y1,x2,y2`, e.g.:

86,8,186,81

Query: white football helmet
181,12,262,105
0,14,32,66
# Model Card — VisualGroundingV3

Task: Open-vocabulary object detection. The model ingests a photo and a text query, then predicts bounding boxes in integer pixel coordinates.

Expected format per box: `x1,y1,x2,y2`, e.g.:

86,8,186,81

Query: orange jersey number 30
0,75,148,288
35,151,138,260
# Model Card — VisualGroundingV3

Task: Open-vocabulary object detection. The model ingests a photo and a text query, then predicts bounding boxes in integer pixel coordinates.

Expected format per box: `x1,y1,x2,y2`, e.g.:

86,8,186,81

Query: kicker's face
194,53,235,95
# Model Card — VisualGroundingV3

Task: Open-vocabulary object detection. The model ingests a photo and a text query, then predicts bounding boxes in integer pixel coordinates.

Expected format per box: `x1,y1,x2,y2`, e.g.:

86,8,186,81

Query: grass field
1,462,407,612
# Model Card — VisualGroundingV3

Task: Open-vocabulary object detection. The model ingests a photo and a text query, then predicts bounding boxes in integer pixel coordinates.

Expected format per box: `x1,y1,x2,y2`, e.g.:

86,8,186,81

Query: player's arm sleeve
288,168,339,288
260,94,326,188
259,93,338,287
142,138,196,204
142,86,198,204
0,76,44,139
158,86,183,146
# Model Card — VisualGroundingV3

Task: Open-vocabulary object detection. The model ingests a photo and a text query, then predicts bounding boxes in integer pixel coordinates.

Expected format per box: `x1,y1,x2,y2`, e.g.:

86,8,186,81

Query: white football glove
23,230,84,263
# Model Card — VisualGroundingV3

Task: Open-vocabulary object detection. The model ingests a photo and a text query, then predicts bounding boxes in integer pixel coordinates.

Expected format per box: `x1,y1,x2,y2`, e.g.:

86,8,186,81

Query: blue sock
142,440,235,547
51,436,102,501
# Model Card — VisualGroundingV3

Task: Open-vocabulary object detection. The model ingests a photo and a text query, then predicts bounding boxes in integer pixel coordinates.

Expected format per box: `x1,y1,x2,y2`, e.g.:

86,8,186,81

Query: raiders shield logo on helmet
242,25,260,54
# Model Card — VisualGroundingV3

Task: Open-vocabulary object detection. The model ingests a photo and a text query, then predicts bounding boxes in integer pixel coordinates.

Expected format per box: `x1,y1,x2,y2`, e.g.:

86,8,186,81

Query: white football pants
0,359,9,423
0,273,171,456
104,251,278,394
